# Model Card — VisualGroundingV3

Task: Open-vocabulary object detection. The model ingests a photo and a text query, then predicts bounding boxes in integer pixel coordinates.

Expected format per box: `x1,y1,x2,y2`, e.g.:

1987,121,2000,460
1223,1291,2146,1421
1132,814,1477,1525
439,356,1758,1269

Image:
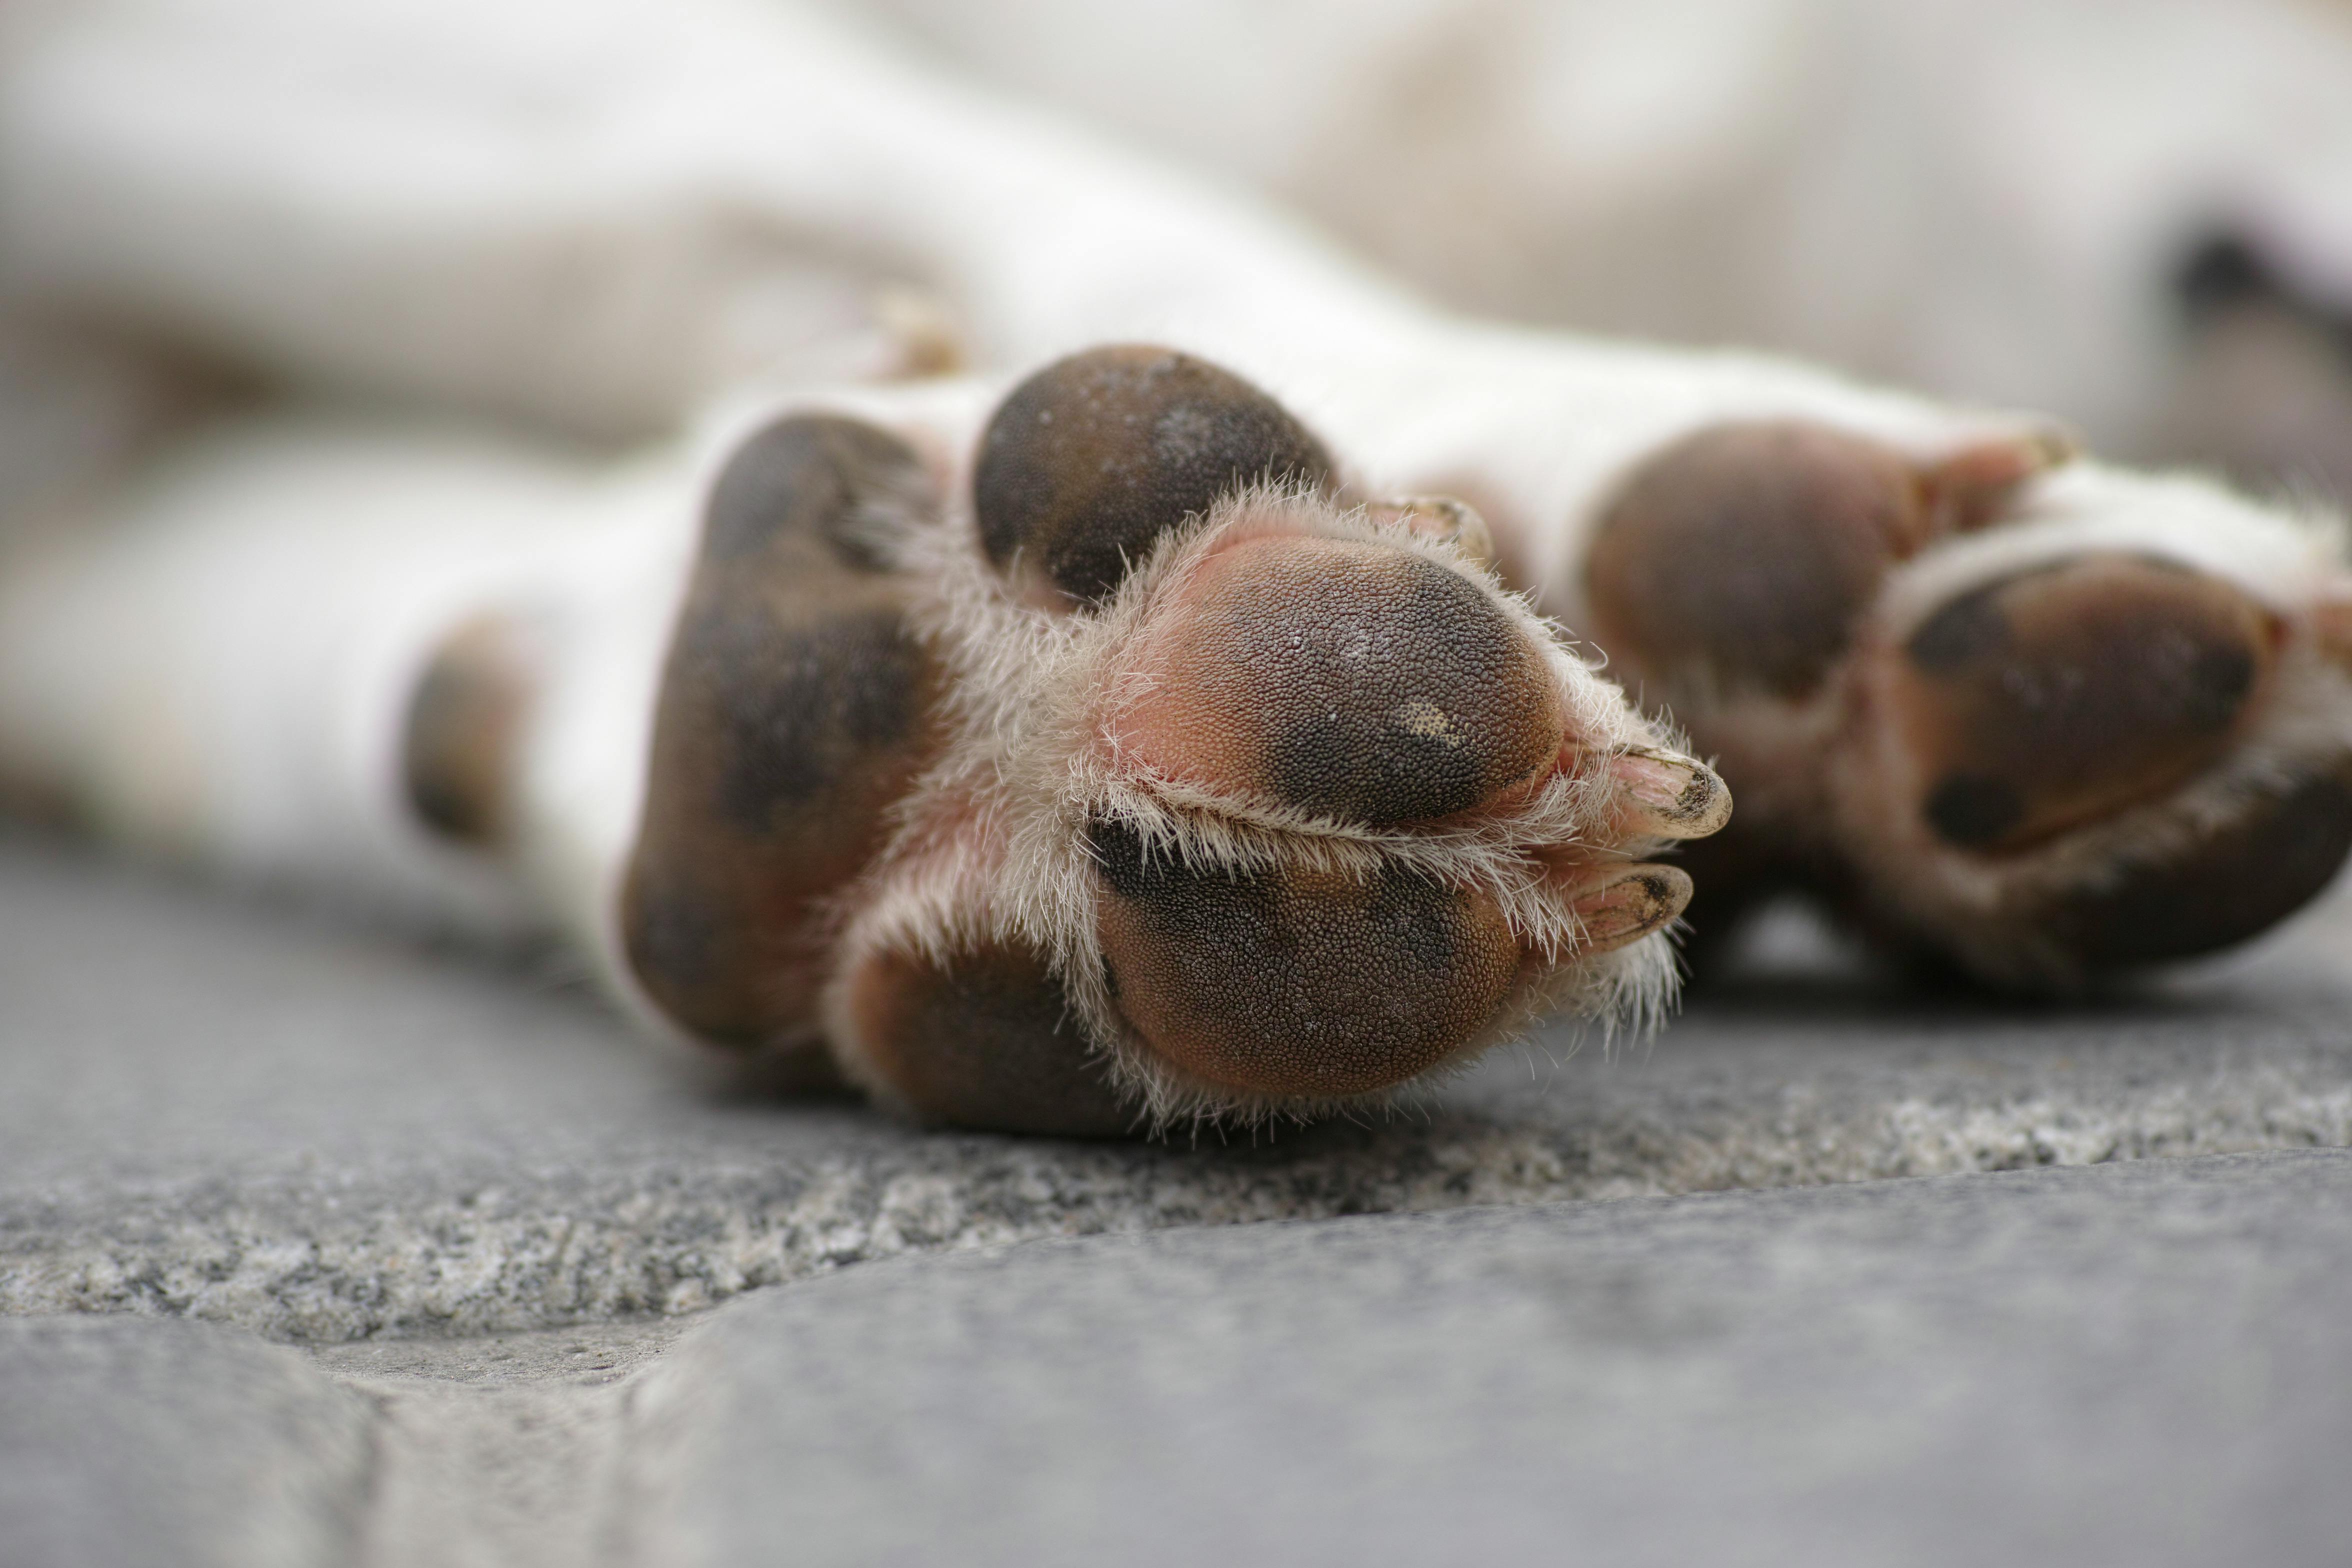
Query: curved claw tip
1611,746,1733,840
1570,863,1696,954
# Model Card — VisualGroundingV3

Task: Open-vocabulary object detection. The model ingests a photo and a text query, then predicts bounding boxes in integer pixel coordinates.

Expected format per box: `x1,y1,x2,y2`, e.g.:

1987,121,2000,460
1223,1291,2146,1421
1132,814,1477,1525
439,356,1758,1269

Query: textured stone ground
3,836,2349,1341
8,1150,2348,1567
6,838,2352,1564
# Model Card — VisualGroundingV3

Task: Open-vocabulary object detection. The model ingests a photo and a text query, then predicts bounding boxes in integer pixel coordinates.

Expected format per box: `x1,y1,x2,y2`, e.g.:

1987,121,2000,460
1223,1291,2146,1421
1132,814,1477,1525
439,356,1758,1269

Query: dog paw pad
973,344,1334,607
622,414,945,1046
842,940,1131,1136
1116,534,1565,825
1586,420,2070,700
2036,768,2352,970
402,615,536,846
1086,816,1522,1099
1892,554,2276,852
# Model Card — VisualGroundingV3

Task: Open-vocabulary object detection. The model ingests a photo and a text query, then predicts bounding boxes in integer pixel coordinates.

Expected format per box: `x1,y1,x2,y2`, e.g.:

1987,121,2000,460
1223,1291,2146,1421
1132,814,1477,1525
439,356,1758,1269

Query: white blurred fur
845,0,2352,470
14,0,2352,462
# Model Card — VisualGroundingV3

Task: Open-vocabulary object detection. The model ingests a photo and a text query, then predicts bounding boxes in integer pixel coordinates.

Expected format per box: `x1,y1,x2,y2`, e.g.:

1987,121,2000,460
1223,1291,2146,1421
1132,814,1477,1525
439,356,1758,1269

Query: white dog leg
0,415,690,943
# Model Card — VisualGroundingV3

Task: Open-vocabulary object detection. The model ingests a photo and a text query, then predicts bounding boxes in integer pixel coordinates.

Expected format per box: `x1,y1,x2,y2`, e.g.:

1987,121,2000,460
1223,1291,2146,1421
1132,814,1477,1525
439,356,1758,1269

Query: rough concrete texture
5,1152,2348,1566
4,836,2351,1340
313,1320,692,1568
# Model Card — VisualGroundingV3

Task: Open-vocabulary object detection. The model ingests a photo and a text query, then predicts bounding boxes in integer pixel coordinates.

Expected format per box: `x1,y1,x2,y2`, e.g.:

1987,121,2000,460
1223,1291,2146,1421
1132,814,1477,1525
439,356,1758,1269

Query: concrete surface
0,1314,374,1568
5,838,2351,1564
634,1149,2352,1568
4,1151,2348,1566
3,836,2350,1340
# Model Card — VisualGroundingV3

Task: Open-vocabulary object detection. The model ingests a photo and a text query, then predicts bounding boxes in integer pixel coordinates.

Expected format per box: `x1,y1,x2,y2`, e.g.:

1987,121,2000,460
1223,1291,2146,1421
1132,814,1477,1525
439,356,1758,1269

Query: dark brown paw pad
1114,534,1566,826
842,940,1132,1137
1086,816,1523,1099
2033,768,2352,973
974,344,1335,607
1894,553,2278,853
1585,420,2070,700
702,413,932,572
622,414,946,1046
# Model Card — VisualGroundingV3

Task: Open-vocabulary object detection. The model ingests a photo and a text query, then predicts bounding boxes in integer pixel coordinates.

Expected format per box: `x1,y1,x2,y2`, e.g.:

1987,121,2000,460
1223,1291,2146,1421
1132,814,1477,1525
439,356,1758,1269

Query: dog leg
0,416,676,940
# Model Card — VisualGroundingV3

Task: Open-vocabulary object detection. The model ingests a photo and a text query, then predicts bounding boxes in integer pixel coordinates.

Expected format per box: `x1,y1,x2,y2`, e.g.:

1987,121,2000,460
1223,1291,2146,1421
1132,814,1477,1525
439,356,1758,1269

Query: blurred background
2,0,2350,532
862,0,2352,494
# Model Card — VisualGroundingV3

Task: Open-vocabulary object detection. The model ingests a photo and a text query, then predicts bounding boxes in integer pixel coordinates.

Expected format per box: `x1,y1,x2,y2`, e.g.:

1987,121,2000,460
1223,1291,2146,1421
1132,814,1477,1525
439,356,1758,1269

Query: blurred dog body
851,0,2352,488
7,0,2350,484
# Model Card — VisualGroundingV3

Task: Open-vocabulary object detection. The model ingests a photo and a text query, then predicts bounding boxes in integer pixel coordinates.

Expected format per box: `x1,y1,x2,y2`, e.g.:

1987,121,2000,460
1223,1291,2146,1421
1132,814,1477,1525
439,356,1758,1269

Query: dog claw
1564,863,1694,954
1609,746,1732,840
1918,424,2080,533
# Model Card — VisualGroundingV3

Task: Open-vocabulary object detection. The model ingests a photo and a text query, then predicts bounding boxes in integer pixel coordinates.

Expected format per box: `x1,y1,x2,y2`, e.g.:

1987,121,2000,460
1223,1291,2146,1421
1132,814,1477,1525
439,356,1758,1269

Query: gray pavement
6,838,2352,1564
0,1314,374,1568
4,1151,2348,1566
636,1149,2352,1568
2,836,2348,1340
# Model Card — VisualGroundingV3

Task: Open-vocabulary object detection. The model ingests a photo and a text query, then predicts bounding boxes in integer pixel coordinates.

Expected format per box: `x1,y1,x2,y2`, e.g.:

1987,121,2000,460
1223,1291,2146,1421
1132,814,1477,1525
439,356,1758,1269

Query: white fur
844,0,2352,466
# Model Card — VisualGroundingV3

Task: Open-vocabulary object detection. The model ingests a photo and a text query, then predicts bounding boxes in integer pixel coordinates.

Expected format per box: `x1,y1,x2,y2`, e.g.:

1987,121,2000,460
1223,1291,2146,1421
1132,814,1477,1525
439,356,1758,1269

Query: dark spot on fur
2176,231,2352,362
974,345,1334,606
2177,233,2272,322
848,942,1134,1137
1086,818,1518,1097
2042,771,2352,970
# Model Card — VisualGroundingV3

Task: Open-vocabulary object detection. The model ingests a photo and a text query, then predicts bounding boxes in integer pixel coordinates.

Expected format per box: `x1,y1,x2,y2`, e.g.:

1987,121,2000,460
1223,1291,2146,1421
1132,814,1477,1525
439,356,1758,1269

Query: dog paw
1582,418,2352,987
614,346,1728,1131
